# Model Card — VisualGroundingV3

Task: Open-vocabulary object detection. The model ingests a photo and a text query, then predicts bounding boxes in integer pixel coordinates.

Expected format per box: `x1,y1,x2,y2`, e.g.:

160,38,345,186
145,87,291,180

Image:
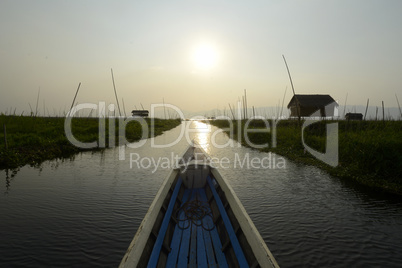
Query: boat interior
137,147,260,267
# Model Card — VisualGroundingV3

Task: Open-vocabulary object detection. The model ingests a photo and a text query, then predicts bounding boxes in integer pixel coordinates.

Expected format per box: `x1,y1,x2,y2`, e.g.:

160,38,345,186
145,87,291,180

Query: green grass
209,119,402,195
0,115,181,169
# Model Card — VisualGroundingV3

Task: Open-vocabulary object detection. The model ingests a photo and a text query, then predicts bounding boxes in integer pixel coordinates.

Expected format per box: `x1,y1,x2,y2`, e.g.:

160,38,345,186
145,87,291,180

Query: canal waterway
1,121,401,267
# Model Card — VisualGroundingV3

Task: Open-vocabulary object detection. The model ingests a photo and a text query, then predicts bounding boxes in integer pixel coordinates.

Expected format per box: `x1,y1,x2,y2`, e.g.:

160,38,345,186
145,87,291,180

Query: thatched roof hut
287,94,338,117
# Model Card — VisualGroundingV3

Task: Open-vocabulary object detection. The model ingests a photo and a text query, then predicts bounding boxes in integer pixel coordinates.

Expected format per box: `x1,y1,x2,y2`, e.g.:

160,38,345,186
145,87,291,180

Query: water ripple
1,122,401,267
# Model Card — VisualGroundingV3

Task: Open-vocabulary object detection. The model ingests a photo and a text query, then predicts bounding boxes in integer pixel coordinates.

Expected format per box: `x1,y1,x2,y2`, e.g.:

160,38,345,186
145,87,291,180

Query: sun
192,43,219,70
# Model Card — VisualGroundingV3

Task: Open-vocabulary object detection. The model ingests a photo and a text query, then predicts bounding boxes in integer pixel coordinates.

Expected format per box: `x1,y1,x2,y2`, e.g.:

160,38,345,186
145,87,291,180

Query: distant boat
119,143,279,268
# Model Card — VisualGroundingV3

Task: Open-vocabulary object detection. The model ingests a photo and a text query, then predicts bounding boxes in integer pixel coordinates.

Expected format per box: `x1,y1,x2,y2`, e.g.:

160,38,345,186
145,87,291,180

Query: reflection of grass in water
210,119,402,195
0,115,181,169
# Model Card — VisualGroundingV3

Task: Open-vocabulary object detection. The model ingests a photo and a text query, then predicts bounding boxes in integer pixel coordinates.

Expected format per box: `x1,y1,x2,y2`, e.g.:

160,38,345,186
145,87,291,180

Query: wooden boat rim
119,143,279,267
210,167,279,267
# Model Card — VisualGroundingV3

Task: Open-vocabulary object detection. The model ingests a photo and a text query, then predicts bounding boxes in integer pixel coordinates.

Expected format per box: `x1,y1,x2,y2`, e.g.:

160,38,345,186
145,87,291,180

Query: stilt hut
287,94,338,117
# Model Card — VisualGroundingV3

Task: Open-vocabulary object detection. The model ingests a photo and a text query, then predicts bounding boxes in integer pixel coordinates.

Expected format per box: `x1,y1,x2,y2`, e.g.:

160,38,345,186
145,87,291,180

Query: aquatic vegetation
0,115,181,169
210,119,402,194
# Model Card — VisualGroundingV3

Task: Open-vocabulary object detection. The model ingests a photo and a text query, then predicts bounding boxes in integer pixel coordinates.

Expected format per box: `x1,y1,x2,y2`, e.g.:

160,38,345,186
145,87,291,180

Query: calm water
1,121,401,267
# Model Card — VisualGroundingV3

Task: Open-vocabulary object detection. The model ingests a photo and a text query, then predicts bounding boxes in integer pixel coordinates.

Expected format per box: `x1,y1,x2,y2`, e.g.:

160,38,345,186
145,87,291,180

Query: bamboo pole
364,99,369,120
122,98,127,118
244,89,248,119
228,103,235,120
396,94,402,120
28,103,33,116
343,93,348,118
35,87,40,117
70,82,81,114
111,68,122,117
282,55,300,123
242,96,245,120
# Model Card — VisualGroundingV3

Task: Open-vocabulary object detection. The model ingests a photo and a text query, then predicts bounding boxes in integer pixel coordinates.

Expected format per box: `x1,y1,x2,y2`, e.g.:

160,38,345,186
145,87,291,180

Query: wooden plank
195,188,208,268
177,190,195,267
189,223,197,268
147,178,183,268
207,176,249,267
198,189,228,268
166,189,192,266
197,225,208,268
202,220,217,268
209,227,229,268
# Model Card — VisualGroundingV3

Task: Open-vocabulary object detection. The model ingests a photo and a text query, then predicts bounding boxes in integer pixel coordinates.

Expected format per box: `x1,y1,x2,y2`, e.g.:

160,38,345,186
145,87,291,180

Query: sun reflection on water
190,121,211,153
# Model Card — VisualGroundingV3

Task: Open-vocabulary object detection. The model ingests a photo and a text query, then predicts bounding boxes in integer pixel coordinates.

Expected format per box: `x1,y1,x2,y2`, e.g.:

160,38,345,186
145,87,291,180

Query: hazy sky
1,0,401,116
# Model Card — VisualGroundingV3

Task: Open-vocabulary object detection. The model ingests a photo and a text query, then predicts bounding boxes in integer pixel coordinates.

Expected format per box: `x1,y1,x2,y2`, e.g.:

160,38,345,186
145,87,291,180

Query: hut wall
289,102,336,117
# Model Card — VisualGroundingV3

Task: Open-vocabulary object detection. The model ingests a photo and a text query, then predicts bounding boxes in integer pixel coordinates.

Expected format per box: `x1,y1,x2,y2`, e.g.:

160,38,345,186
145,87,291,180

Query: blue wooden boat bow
119,144,279,268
